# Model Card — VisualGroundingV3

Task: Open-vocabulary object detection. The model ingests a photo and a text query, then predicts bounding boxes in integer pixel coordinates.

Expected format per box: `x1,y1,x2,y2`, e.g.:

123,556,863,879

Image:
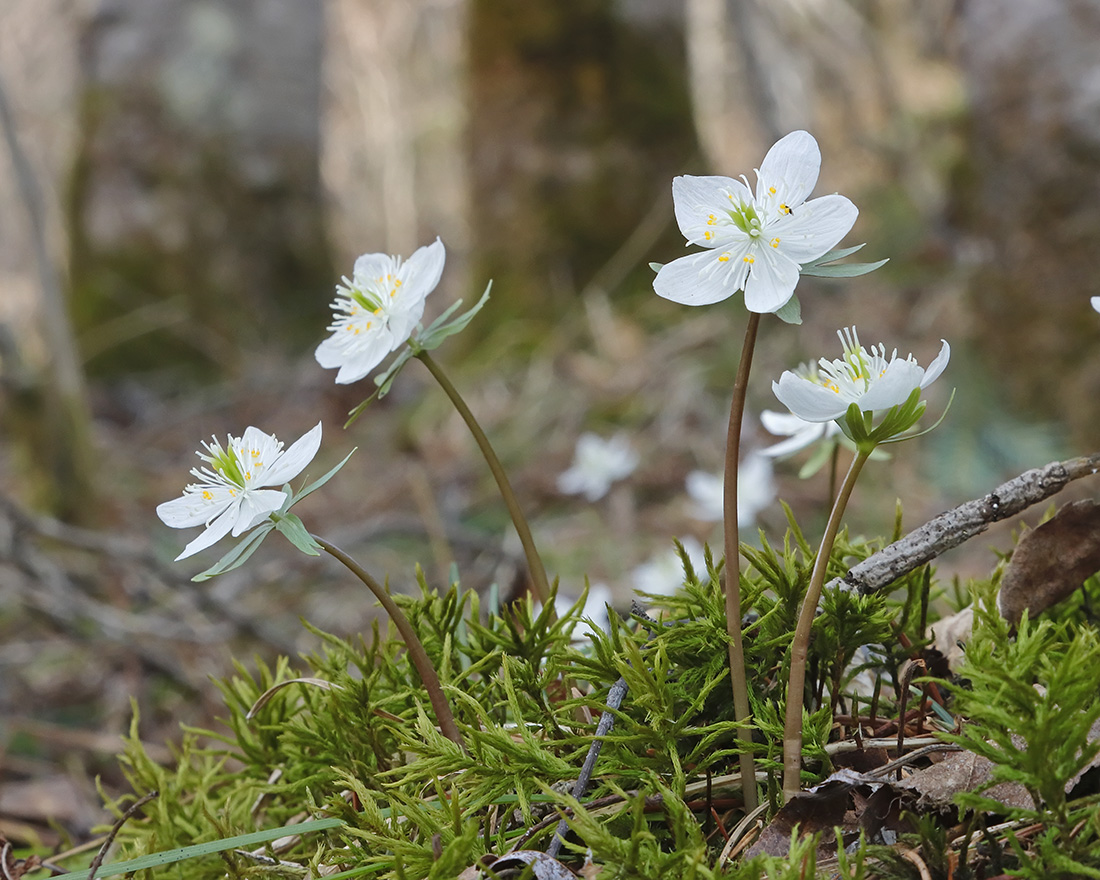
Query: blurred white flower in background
759,409,841,459
1092,296,1100,313
554,582,614,638
632,536,707,597
685,452,775,526
557,432,639,501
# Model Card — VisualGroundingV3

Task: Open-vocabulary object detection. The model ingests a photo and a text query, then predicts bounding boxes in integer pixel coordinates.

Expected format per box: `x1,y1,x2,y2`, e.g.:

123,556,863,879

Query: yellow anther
718,252,731,263
706,214,717,225
770,237,781,248
394,279,402,287
202,490,213,501
779,204,791,215
743,255,755,264
704,231,714,241
769,186,777,195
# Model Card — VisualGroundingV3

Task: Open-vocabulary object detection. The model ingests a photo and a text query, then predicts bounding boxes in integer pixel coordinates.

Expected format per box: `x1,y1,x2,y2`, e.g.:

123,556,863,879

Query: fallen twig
831,452,1100,596
87,792,159,880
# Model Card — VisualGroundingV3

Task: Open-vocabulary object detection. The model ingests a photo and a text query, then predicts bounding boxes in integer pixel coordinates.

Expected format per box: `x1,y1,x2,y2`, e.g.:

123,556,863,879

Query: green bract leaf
294,449,357,504
801,259,889,278
273,512,321,556
345,283,493,427
192,522,275,581
774,294,802,325
800,243,888,278
416,281,492,351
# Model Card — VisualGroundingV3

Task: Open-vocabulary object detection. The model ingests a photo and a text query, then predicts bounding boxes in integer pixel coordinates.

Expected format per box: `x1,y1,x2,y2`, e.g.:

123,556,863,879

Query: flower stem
781,448,871,801
723,311,761,813
312,533,467,752
416,350,552,608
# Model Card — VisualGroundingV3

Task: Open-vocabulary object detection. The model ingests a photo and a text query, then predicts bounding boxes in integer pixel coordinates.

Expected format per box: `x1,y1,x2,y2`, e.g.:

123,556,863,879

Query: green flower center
727,201,763,237
208,443,247,487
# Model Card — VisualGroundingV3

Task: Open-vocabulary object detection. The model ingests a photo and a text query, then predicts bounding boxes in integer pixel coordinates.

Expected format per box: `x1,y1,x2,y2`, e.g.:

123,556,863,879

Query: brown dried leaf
744,770,886,861
898,747,1034,812
998,500,1100,624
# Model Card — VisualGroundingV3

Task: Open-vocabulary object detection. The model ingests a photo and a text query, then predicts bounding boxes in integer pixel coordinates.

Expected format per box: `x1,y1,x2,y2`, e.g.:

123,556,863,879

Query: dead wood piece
830,453,1100,597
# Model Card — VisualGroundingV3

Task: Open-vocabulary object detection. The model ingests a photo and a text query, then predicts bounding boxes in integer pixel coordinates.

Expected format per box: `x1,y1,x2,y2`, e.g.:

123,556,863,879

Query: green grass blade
50,817,344,880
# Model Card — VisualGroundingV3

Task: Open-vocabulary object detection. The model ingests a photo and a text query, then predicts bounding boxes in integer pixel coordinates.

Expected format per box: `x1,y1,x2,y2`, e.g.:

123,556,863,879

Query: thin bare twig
831,452,1100,596
87,792,159,880
545,676,629,859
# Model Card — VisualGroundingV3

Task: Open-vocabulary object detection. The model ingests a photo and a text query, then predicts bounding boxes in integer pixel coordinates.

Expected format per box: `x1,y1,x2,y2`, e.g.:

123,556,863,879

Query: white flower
759,409,841,458
772,327,950,423
1092,296,1100,313
685,453,775,526
554,582,614,638
316,238,445,384
557,432,639,501
632,537,707,597
157,423,323,560
653,131,858,313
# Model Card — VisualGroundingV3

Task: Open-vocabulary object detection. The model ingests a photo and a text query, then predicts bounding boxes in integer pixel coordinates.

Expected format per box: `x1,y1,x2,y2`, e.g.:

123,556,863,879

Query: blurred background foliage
0,0,1098,847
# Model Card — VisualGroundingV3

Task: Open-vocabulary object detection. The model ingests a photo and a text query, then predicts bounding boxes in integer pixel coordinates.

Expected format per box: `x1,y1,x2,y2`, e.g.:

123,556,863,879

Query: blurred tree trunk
0,66,95,522
959,0,1100,446
69,0,331,376
467,0,697,319
323,0,472,307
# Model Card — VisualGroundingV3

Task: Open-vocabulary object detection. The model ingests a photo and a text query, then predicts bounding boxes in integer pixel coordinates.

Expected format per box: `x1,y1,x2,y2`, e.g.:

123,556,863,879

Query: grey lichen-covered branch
832,452,1100,596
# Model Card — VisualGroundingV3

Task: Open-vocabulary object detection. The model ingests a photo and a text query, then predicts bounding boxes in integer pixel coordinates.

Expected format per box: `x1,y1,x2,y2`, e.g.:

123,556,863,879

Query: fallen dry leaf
898,746,1034,813
997,500,1100,625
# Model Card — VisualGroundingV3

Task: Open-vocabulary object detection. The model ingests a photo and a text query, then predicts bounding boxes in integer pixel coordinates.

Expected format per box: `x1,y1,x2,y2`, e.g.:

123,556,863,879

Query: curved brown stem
782,449,870,800
723,311,762,812
312,534,466,752
416,351,552,608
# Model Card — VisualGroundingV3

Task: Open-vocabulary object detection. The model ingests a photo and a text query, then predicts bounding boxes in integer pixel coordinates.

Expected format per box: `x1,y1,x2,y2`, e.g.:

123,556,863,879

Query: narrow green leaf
417,281,492,351
274,513,321,556
803,243,867,266
294,449,357,504
50,817,344,880
774,294,802,325
192,524,274,582
801,258,889,278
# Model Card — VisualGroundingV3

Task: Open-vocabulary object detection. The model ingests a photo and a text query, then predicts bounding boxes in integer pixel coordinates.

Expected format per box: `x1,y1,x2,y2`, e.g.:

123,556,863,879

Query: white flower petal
654,250,750,306
157,488,233,529
756,130,821,209
1092,296,1100,313
759,431,819,458
673,175,753,247
175,500,241,560
772,372,849,422
858,358,925,411
351,251,393,281
771,194,859,264
232,489,288,535
742,247,801,313
918,340,951,389
402,237,446,303
262,422,323,487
